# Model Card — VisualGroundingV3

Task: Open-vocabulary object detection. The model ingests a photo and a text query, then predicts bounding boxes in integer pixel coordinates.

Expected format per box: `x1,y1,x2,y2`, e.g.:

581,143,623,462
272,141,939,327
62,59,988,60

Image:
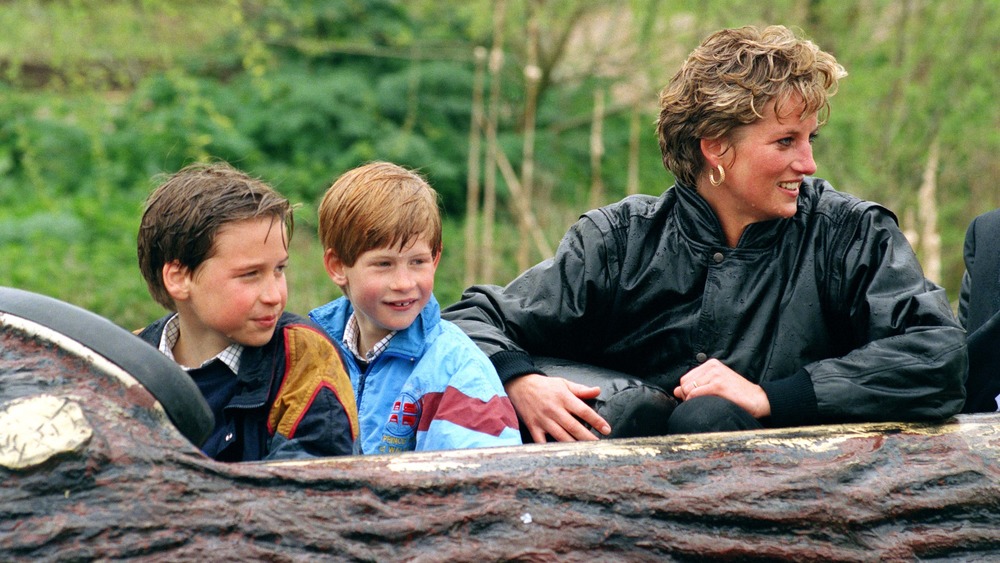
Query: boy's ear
162,260,192,302
323,249,349,287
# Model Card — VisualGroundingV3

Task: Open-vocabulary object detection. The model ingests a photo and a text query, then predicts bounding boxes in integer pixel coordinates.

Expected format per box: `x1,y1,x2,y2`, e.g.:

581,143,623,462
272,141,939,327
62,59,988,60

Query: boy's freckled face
184,217,289,350
338,238,439,346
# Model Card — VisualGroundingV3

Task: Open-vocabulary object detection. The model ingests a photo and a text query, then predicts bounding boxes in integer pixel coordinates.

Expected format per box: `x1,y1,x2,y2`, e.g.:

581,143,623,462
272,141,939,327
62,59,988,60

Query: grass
0,2,235,82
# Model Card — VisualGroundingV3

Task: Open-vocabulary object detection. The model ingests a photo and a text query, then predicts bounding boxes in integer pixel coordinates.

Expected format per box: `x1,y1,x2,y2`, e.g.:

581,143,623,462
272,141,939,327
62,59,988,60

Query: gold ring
692,381,699,389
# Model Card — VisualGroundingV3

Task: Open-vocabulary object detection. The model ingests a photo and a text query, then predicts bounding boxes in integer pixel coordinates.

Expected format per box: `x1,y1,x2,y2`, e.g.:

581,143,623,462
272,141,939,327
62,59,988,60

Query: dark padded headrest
0,286,214,446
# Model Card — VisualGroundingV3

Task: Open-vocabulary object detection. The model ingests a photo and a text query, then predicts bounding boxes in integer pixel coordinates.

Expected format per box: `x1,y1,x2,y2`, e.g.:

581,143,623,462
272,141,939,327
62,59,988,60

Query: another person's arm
506,374,606,443
443,217,614,442
774,206,965,425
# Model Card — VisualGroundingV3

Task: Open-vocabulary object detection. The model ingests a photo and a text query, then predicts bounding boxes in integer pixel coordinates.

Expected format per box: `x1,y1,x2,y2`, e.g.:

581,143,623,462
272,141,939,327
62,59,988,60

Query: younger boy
308,161,521,454
136,162,358,462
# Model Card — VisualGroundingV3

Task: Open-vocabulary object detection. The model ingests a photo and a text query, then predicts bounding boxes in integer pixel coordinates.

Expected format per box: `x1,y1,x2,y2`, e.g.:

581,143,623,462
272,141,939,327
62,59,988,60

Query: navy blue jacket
958,208,1000,413
138,312,358,461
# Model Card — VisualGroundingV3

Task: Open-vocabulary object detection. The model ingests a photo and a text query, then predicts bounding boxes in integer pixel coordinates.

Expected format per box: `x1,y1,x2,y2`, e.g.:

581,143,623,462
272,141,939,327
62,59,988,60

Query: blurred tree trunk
463,46,488,288
517,1,542,271
493,137,553,259
627,104,641,196
530,4,588,110
880,0,913,213
480,0,507,282
918,137,941,283
588,89,606,210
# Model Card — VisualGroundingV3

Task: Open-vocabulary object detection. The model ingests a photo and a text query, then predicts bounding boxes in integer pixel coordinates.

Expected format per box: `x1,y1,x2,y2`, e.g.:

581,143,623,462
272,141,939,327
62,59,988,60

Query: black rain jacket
957,207,1000,413
443,178,966,427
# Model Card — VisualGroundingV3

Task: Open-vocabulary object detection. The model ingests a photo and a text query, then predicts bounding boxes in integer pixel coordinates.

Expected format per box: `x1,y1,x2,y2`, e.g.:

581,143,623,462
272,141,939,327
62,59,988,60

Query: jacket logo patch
385,392,420,439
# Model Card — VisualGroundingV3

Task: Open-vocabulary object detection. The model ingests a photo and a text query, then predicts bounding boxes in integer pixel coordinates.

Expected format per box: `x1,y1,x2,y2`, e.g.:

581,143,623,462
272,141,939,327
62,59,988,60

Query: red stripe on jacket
418,386,518,436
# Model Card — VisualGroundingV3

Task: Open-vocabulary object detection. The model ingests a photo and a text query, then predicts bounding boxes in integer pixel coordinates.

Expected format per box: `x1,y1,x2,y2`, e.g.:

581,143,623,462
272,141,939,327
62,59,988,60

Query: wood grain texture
2,320,999,562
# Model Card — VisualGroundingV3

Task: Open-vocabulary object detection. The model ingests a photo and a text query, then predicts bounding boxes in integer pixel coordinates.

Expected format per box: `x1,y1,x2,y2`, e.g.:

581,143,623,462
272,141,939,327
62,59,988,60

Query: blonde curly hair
656,25,847,187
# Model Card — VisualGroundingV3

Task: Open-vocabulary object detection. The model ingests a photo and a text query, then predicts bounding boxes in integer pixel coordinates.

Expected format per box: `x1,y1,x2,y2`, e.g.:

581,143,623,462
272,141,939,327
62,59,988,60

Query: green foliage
0,0,995,327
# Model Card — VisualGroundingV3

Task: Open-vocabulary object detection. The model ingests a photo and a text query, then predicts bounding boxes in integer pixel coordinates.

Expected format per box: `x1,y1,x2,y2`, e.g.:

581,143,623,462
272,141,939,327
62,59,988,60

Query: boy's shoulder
276,310,314,330
271,311,340,349
261,311,351,395
416,317,506,395
307,297,351,339
135,314,172,344
236,311,342,369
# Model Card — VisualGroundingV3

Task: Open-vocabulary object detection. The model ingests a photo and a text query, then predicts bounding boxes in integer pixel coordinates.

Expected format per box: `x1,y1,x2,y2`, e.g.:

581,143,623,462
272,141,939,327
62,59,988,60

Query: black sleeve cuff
760,368,819,427
490,350,546,385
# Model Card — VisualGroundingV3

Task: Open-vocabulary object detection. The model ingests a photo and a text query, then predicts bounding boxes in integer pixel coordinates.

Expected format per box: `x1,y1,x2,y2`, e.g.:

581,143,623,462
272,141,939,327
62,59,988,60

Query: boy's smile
325,238,439,356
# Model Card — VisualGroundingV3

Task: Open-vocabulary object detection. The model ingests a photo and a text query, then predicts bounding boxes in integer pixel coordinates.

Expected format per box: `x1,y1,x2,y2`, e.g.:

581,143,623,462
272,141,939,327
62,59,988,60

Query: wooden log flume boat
2,286,999,561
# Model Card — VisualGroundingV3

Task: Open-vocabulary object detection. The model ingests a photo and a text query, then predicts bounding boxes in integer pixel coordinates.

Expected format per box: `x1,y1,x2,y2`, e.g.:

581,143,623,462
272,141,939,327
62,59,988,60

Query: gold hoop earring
708,164,725,187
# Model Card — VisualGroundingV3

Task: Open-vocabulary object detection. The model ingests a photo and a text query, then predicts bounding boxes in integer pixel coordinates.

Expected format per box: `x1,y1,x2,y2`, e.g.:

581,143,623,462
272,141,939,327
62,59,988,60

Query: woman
443,25,966,442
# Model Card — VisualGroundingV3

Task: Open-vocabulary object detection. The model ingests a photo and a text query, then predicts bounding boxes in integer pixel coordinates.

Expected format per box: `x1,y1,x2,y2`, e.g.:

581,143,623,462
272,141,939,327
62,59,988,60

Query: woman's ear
323,249,349,287
700,137,727,168
162,260,191,302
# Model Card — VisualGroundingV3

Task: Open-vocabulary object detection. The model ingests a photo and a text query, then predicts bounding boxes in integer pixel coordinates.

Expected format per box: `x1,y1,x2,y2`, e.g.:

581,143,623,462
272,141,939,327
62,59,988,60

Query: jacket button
225,433,234,442
695,352,708,363
712,252,724,264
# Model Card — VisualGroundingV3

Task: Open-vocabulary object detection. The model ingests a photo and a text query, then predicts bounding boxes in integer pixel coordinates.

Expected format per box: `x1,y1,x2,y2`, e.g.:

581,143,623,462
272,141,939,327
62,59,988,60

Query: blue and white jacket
309,295,521,455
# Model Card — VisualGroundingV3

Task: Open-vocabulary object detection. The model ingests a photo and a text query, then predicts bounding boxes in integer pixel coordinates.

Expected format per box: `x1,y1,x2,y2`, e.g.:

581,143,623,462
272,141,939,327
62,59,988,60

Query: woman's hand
505,373,611,443
673,359,771,418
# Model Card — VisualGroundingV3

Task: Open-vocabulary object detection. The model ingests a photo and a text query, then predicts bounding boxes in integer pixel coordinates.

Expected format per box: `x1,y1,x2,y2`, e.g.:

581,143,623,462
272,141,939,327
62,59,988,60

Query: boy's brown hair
318,161,442,267
137,162,293,311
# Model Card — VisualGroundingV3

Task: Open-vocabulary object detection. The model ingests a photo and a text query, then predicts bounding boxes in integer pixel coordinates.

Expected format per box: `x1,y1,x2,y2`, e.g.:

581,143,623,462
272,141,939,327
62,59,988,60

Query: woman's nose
795,145,817,175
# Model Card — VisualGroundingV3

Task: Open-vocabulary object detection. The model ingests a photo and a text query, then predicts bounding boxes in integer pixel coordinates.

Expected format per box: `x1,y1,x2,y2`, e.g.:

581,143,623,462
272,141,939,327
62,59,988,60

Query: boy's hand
505,373,611,443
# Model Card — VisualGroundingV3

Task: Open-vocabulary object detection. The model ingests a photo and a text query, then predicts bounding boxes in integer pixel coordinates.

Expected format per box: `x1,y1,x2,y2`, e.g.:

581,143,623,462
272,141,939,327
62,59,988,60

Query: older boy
136,162,358,462
308,161,521,454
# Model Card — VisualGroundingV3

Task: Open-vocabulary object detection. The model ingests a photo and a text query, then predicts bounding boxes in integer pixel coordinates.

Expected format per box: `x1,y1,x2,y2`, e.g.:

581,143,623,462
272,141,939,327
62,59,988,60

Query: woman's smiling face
700,93,819,245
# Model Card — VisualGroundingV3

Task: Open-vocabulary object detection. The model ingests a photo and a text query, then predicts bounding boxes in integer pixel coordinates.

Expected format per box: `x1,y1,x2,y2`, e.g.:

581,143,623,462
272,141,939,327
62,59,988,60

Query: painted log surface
2,319,1000,562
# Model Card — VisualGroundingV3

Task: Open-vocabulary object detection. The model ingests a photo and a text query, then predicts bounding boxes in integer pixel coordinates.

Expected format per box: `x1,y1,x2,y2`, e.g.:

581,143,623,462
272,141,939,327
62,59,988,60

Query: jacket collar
139,312,289,411
309,295,441,359
671,181,811,250
225,312,298,410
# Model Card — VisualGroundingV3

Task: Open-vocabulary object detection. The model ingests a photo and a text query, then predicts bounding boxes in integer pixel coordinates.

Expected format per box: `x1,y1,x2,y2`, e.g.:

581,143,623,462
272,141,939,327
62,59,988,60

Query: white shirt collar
158,314,243,374
343,313,395,363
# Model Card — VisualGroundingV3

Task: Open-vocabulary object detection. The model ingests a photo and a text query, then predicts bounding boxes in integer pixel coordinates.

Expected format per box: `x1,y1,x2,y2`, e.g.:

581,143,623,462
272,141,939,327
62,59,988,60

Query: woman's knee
667,395,763,434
